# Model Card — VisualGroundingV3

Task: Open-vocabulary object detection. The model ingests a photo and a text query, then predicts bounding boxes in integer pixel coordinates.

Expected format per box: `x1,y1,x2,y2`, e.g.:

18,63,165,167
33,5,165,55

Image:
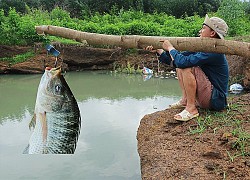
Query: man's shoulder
183,51,223,59
181,51,225,57
198,52,226,59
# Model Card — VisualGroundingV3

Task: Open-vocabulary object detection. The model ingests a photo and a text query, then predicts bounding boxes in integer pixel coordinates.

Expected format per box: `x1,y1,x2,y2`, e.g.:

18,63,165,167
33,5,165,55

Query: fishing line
141,53,162,113
151,52,166,111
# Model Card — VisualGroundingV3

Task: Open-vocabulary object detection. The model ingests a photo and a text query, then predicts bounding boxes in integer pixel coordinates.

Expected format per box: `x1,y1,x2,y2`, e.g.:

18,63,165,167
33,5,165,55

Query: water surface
0,71,181,180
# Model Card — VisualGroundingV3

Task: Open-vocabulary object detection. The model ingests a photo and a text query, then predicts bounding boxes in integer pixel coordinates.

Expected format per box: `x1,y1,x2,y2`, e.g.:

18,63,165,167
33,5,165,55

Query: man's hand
145,45,164,55
161,40,175,52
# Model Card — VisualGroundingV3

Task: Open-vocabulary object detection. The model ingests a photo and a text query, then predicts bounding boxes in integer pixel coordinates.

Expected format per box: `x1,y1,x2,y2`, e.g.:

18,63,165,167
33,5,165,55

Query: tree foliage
0,0,236,18
217,0,248,36
0,1,249,45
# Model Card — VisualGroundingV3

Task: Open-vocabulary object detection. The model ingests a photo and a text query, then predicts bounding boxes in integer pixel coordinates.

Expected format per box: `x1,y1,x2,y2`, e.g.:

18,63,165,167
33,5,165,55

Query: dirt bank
137,93,250,179
0,44,173,74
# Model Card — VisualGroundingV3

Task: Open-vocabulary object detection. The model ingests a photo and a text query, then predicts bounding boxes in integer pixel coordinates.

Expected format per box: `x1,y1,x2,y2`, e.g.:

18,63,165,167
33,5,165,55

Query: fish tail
23,144,30,154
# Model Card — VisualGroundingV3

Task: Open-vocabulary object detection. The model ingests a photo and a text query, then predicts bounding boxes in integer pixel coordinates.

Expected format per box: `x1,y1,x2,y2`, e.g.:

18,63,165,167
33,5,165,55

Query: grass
0,51,35,64
229,75,245,87
189,97,250,158
227,150,242,162
0,35,79,65
112,61,142,74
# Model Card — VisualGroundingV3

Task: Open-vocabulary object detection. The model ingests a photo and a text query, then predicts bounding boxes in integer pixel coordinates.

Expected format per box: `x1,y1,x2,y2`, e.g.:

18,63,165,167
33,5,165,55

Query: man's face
199,25,216,38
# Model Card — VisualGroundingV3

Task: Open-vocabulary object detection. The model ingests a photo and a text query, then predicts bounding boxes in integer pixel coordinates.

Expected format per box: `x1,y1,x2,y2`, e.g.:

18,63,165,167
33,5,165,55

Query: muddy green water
0,71,181,180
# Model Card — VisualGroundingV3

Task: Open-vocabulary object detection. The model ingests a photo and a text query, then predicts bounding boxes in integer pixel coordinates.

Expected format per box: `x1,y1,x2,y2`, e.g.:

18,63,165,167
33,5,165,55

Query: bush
0,7,249,46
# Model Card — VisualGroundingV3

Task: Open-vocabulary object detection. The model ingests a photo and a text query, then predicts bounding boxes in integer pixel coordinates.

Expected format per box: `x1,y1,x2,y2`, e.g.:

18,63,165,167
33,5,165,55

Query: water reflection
0,71,181,179
0,74,40,123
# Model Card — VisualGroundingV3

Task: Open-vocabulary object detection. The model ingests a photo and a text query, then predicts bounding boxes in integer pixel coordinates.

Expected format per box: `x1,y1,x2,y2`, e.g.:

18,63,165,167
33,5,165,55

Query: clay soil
137,94,250,180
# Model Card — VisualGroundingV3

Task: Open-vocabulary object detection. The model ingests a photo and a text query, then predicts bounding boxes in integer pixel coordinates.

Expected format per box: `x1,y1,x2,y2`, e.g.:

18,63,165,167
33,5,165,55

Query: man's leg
176,68,187,105
175,68,198,118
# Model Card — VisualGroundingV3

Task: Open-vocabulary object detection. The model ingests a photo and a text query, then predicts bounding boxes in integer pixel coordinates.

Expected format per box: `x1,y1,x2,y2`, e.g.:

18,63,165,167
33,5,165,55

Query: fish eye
55,84,62,94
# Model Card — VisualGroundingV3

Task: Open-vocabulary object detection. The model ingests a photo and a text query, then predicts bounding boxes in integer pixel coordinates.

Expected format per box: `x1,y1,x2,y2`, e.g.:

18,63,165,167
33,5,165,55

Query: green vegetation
0,0,249,46
229,74,245,86
189,99,250,158
0,50,35,64
0,0,223,18
113,61,143,74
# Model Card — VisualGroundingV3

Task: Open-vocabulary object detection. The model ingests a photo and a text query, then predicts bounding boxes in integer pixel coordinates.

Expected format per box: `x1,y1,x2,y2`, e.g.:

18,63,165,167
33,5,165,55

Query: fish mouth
45,66,61,76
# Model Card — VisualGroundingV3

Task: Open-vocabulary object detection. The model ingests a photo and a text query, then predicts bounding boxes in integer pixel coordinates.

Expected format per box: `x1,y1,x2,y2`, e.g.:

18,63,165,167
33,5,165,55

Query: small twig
109,47,121,59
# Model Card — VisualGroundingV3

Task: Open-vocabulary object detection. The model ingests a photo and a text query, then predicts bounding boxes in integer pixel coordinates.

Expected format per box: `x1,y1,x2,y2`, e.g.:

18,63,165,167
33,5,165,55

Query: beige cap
203,14,228,39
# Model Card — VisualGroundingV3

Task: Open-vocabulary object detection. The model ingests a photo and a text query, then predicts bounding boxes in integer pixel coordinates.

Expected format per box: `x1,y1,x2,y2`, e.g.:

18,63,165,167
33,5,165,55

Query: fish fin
29,114,36,130
23,144,30,154
40,112,48,144
43,146,48,154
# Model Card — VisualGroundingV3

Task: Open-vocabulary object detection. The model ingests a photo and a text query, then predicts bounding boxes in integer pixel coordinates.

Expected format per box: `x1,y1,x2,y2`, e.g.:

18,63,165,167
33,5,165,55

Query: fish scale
28,118,45,154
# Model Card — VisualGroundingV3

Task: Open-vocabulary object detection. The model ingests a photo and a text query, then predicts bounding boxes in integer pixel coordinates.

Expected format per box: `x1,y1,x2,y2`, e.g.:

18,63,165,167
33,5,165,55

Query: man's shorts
193,67,213,109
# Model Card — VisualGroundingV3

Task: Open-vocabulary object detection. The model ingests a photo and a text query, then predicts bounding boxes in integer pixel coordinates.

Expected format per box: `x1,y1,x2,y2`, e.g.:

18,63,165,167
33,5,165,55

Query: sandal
174,109,199,121
169,100,186,109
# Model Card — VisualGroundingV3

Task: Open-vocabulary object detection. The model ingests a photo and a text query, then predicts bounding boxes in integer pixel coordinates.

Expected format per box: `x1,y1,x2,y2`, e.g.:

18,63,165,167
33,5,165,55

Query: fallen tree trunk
36,25,250,58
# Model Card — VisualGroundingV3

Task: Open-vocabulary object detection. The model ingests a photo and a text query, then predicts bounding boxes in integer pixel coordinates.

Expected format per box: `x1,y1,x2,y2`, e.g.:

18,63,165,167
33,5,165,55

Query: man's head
199,14,228,39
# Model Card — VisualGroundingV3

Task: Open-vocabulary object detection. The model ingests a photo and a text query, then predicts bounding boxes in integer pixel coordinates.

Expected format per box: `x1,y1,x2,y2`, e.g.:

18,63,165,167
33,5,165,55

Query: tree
141,0,221,18
197,0,221,16
0,0,26,14
24,0,40,9
39,0,66,12
243,1,250,15
217,0,246,35
0,0,225,19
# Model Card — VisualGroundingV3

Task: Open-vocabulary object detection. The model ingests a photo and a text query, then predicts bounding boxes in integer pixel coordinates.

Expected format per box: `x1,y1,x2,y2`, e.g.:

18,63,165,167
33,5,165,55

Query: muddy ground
0,45,249,179
137,93,250,179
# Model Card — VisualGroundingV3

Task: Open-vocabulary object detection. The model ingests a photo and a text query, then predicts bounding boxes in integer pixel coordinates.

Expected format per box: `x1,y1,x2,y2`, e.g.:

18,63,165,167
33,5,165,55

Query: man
146,14,229,121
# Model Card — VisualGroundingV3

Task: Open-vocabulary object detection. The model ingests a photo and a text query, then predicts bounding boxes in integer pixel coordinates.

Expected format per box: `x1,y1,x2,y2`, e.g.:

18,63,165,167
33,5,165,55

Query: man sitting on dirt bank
146,14,229,121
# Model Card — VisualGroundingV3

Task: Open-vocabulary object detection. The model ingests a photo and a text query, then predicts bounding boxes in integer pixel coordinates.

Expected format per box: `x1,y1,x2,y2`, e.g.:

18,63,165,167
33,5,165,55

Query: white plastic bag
142,67,153,75
229,83,243,94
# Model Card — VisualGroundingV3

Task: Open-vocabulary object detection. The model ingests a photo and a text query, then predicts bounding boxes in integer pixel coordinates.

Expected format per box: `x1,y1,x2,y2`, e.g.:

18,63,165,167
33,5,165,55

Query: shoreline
137,93,250,179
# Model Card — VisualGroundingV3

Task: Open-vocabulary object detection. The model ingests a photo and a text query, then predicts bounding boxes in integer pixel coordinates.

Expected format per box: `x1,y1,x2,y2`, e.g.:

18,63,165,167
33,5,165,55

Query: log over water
36,25,250,58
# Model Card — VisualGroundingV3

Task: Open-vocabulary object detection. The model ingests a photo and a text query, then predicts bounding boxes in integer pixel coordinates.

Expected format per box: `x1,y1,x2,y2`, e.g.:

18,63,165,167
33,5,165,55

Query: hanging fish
24,67,81,154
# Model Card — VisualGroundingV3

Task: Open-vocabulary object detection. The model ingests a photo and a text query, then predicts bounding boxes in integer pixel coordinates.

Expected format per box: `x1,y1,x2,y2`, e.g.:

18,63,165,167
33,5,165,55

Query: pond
0,71,181,180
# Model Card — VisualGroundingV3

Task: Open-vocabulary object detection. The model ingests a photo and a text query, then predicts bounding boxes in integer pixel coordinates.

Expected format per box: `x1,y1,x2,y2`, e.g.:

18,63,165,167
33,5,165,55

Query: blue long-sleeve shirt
159,49,229,110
